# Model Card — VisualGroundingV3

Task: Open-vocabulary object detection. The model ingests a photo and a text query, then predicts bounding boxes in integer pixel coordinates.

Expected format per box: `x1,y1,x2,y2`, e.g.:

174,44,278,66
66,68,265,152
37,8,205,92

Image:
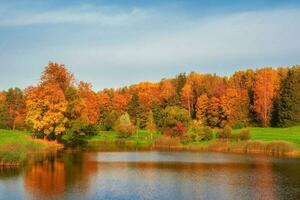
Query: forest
0,62,300,150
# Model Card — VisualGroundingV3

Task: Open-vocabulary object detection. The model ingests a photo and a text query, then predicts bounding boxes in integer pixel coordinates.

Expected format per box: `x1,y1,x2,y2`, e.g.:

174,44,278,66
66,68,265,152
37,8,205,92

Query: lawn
1,125,300,164
248,126,300,148
88,126,300,150
0,129,62,165
86,130,161,146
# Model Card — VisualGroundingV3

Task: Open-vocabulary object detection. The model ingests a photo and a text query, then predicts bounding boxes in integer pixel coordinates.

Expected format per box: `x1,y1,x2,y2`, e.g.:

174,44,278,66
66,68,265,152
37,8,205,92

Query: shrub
200,126,213,141
115,112,135,138
154,136,181,148
61,119,88,147
238,129,251,140
232,122,246,129
32,132,45,139
116,124,135,138
81,124,98,136
217,125,232,139
191,124,213,142
180,135,192,144
162,127,172,137
172,122,187,138
162,122,187,138
265,141,294,155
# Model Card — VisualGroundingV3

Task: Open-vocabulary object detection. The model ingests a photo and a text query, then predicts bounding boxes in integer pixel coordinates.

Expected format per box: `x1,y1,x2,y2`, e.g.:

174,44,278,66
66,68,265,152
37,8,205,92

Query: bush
199,126,213,141
172,122,187,138
116,124,135,138
154,136,181,148
190,123,213,142
163,122,187,138
238,129,251,140
32,132,45,139
265,141,294,155
61,119,89,147
115,112,135,138
81,124,98,136
217,125,232,139
232,122,246,129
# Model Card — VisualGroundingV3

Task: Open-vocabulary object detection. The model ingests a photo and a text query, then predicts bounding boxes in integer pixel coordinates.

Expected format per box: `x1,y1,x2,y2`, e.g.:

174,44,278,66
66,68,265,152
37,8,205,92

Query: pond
0,151,300,200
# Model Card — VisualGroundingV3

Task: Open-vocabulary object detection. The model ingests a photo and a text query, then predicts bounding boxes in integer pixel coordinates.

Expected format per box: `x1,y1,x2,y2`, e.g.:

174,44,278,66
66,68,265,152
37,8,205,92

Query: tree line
0,62,299,142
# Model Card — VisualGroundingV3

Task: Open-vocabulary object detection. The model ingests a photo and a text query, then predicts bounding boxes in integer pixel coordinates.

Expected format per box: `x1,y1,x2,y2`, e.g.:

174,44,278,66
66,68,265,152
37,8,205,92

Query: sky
0,0,300,91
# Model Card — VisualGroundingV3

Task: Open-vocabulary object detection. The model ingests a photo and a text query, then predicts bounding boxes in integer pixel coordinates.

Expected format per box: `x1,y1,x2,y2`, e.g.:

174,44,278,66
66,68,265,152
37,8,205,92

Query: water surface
0,151,299,200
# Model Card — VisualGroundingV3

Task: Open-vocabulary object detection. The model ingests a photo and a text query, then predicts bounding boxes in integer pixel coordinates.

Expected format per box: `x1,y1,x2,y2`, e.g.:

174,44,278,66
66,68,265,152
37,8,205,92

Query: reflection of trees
0,167,22,180
253,157,276,200
24,152,98,199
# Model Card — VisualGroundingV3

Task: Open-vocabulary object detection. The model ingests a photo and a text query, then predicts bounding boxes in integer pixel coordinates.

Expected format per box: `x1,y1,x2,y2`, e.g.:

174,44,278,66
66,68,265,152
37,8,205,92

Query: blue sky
0,0,300,90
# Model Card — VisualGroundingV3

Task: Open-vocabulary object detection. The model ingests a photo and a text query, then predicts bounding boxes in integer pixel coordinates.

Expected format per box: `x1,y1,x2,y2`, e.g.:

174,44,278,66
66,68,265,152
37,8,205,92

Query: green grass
87,130,160,144
1,126,300,163
0,129,61,165
87,126,300,153
247,126,300,148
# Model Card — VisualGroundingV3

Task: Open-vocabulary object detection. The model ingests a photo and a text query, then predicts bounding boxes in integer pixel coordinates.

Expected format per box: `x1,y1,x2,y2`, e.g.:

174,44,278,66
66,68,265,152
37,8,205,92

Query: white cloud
0,5,151,27
0,6,299,90
56,8,300,71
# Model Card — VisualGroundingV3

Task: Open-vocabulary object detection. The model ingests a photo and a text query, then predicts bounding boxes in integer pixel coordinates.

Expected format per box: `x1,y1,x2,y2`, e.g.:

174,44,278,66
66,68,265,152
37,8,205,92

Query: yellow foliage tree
25,83,68,137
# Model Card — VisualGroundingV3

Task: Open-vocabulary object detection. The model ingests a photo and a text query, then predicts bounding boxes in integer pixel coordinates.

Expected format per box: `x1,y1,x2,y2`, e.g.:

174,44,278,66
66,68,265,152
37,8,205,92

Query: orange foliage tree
253,68,279,127
78,82,100,124
25,83,68,137
111,91,132,112
180,83,193,116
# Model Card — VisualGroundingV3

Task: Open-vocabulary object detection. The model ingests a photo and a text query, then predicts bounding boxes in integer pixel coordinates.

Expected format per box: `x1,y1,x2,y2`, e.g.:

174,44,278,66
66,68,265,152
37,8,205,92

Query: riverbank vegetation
0,62,300,163
0,129,62,166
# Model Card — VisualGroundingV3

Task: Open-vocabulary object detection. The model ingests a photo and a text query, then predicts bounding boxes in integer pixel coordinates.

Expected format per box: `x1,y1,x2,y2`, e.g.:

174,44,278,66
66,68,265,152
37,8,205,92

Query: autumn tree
111,91,131,112
132,82,161,110
25,62,73,139
253,68,279,127
5,88,26,130
180,83,193,116
146,110,156,140
78,82,100,124
196,94,209,124
220,88,249,126
196,94,226,127
41,62,73,92
65,86,84,121
25,83,68,139
159,79,176,105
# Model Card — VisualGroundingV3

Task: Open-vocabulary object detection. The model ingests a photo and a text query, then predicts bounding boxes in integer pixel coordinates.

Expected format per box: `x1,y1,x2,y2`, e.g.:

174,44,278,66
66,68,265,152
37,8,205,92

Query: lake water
0,151,300,200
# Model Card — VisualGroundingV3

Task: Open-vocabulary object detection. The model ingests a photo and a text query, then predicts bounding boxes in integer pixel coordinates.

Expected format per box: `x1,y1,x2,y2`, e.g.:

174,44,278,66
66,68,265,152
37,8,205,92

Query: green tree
163,106,191,128
4,88,26,130
103,110,120,130
277,67,300,126
128,92,139,124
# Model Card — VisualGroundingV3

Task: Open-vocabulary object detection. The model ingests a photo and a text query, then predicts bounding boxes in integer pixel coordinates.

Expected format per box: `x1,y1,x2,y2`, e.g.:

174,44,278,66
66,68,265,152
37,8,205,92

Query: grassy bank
0,129,63,166
1,126,300,164
86,126,300,156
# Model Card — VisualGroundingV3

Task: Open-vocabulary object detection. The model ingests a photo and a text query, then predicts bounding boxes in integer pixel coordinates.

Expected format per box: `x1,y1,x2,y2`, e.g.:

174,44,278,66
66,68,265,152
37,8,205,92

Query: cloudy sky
0,0,300,91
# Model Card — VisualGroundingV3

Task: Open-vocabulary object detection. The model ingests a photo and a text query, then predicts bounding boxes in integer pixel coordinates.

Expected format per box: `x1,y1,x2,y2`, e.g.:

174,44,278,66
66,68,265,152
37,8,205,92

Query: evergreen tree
128,92,139,124
277,67,300,126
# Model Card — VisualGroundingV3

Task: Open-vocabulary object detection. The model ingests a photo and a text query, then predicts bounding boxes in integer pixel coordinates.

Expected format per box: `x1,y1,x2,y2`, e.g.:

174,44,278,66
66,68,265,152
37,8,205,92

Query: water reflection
24,152,98,200
0,151,299,200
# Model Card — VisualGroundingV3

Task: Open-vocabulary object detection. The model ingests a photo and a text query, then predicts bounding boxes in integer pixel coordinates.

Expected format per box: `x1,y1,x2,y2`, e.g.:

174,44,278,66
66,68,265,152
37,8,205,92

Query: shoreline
86,140,300,158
